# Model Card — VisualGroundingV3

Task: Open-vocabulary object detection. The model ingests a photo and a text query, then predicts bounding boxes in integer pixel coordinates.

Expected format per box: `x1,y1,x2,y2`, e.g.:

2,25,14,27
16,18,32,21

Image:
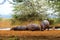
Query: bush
56,18,60,23
49,19,54,25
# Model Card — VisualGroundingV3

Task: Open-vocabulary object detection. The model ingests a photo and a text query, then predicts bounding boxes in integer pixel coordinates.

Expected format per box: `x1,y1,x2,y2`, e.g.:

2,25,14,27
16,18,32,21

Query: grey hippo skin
40,23,50,31
11,26,27,31
27,24,40,31
11,24,40,31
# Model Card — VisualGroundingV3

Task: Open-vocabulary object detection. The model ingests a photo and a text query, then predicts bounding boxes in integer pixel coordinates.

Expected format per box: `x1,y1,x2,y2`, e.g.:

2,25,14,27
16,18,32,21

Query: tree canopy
11,0,60,24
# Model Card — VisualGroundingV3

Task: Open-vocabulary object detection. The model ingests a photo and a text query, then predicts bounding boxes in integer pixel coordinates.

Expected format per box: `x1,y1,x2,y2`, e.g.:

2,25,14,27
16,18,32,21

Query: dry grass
0,20,11,28
0,18,60,28
0,19,40,28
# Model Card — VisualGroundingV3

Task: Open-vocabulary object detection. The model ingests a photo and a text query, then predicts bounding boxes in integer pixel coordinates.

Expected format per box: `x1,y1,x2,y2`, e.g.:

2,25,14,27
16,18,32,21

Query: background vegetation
10,0,60,26
0,0,60,27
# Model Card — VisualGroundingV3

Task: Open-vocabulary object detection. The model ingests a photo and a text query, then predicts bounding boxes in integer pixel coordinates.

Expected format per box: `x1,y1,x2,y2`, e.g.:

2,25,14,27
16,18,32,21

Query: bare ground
0,30,60,40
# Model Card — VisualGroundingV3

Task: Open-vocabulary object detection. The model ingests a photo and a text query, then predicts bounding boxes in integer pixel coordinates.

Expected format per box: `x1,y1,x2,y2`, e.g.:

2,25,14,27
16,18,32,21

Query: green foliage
48,0,60,15
9,36,19,40
12,0,60,25
55,18,60,23
13,0,24,2
12,11,40,22
49,19,54,25
12,0,50,24
47,0,60,24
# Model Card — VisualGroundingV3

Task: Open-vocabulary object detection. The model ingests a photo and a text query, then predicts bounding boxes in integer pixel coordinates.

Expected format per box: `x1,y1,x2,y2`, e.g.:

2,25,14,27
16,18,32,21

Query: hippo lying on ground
11,26,27,31
11,24,40,31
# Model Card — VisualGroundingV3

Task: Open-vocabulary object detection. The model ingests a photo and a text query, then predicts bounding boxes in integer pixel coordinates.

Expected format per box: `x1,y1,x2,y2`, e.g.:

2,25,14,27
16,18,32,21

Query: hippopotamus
27,24,40,31
40,19,50,31
11,26,27,31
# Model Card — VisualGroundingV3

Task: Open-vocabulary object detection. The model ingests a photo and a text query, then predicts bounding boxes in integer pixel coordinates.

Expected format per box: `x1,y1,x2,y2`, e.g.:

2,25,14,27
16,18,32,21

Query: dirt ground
0,30,60,40
0,30,60,36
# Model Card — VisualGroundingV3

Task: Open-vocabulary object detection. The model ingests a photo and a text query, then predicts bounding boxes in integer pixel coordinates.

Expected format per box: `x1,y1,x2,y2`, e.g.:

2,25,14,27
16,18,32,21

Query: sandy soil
0,30,60,37
0,30,60,40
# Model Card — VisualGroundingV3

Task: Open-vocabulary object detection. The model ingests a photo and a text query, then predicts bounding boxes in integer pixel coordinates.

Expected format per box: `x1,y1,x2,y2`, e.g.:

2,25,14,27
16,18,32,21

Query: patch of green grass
0,36,60,40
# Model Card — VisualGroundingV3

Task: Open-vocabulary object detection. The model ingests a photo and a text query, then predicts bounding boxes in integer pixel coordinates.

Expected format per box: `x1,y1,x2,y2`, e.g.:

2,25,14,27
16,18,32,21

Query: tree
48,0,60,16
12,0,55,24
47,0,60,24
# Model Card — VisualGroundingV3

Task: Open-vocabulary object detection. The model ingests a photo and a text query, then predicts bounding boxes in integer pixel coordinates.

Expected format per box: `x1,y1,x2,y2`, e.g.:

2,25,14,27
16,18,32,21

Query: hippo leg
47,26,49,31
44,26,46,30
41,25,45,31
45,25,49,31
41,26,43,31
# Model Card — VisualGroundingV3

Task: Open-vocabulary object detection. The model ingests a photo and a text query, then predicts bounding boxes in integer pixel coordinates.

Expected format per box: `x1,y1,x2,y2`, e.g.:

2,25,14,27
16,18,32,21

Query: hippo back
27,24,40,31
